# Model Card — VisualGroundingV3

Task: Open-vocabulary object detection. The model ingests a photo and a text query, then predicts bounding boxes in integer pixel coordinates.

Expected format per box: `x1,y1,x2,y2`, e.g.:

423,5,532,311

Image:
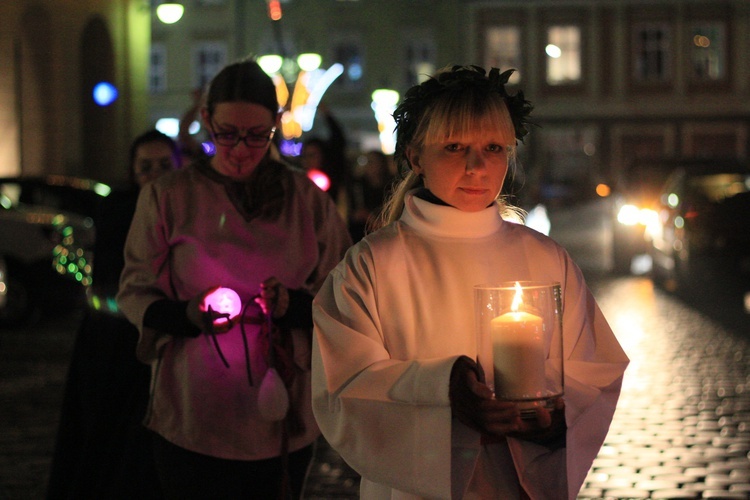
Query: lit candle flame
510,281,523,312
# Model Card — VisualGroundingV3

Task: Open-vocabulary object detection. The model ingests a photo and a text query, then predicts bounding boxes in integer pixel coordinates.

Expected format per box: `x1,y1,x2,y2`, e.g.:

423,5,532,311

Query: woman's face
133,141,178,188
203,102,277,181
407,129,510,212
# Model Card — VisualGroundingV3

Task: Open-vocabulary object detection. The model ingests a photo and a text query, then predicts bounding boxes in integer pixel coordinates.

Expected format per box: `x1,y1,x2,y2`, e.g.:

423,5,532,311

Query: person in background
177,87,208,165
116,59,351,499
311,65,629,499
347,149,395,241
47,129,181,499
299,103,349,209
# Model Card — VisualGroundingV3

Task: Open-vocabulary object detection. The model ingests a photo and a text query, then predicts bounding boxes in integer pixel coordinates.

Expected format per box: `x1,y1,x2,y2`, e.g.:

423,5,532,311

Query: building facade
150,0,750,206
0,0,151,184
2,1,748,196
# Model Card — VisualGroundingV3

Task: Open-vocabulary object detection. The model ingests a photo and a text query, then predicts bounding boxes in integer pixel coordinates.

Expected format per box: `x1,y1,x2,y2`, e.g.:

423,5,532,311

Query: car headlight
617,205,658,228
617,204,641,226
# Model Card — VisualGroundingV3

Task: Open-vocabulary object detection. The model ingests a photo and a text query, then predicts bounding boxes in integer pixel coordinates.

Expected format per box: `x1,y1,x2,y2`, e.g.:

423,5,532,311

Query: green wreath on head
393,65,535,165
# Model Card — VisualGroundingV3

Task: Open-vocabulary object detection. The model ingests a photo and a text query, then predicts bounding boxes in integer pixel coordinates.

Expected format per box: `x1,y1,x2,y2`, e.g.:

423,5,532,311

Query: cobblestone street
1,273,749,499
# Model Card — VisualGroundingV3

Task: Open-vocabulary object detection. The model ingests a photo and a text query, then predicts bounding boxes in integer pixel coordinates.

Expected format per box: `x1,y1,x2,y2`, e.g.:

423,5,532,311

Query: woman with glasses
117,59,352,499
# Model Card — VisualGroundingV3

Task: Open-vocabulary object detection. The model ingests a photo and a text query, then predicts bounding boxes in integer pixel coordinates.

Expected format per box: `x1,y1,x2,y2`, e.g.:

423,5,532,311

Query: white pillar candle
490,310,545,399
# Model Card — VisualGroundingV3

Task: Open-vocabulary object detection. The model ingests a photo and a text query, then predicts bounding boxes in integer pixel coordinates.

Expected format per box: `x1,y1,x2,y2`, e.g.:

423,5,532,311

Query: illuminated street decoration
371,88,400,154
258,54,344,141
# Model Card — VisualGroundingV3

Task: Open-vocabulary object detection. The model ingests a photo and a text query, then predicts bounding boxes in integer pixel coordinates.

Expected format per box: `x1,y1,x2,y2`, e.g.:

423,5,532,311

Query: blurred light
93,183,112,197
267,0,282,21
630,254,652,275
155,117,180,137
545,44,562,58
372,89,400,107
693,35,711,48
258,55,283,75
188,120,201,135
347,63,363,81
639,208,659,230
525,204,551,236
667,193,679,208
203,287,242,326
583,143,596,156
371,88,400,154
156,3,184,24
280,140,303,157
259,52,341,140
596,183,611,197
307,169,331,191
674,216,684,229
744,292,750,314
297,53,322,72
93,82,118,106
201,142,216,156
617,204,640,226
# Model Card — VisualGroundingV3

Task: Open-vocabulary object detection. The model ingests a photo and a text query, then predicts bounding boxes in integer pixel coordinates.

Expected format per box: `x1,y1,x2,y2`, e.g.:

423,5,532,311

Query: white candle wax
491,310,546,399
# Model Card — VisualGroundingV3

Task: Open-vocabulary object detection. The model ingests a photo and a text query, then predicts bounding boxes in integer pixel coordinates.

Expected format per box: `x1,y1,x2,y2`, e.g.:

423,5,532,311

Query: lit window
149,43,167,94
546,25,581,85
632,22,672,82
192,41,227,90
484,26,521,84
690,22,726,81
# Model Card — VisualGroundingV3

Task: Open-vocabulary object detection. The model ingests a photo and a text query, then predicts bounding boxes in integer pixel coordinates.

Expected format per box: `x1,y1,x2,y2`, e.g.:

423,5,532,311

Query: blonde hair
370,78,521,232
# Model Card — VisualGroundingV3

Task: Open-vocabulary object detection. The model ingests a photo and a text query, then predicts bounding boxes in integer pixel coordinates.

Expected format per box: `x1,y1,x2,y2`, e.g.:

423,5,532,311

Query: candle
490,284,546,399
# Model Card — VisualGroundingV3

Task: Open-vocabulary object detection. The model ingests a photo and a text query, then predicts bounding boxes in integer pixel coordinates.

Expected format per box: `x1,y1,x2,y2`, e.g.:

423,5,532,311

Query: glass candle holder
474,281,563,415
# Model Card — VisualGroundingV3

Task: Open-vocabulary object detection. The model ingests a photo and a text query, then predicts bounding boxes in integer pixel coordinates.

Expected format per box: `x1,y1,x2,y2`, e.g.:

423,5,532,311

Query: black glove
449,356,492,432
143,299,201,338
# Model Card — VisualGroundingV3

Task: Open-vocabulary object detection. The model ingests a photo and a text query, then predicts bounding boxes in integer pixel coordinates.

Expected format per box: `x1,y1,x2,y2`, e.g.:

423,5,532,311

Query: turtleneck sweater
312,189,629,500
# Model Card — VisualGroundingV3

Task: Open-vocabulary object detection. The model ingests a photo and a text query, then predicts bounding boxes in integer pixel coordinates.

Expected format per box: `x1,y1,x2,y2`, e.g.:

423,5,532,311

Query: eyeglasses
210,123,276,148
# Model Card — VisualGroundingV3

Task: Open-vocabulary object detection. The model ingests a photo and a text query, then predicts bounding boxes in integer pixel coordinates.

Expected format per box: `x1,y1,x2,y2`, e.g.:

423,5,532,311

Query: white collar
400,189,504,238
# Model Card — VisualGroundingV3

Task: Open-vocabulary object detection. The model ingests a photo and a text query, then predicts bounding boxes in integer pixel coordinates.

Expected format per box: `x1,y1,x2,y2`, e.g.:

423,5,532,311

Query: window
331,35,364,90
404,36,436,86
690,22,726,82
192,41,227,90
546,25,581,85
149,43,167,94
484,26,521,84
632,22,672,82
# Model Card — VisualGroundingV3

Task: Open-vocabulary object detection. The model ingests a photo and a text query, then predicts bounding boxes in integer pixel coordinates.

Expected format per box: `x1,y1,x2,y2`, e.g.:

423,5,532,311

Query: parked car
647,159,750,314
0,175,110,326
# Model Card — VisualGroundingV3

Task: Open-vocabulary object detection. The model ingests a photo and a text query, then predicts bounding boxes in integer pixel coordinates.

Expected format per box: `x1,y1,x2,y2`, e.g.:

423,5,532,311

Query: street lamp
156,2,184,24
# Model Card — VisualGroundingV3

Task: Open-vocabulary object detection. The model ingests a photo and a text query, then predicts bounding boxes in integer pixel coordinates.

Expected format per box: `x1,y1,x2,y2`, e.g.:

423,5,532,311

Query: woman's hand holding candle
450,357,565,444
450,356,524,437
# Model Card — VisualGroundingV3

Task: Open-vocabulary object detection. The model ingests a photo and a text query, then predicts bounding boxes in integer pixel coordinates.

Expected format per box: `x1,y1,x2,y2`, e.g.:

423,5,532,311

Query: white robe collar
400,189,504,239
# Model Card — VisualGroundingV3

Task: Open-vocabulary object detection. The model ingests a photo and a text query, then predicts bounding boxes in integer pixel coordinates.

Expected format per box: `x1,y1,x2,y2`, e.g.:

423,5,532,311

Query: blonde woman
312,65,629,499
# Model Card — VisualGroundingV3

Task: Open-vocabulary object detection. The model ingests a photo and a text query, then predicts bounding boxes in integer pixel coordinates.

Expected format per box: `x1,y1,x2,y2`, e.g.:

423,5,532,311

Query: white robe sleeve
312,252,458,499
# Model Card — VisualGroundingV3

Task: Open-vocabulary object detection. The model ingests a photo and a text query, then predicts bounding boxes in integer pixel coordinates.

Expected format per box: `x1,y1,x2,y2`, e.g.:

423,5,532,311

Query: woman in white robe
312,65,629,499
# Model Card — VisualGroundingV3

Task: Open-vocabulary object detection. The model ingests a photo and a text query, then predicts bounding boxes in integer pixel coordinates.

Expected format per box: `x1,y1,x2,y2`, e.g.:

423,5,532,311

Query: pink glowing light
307,169,331,192
202,287,242,325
